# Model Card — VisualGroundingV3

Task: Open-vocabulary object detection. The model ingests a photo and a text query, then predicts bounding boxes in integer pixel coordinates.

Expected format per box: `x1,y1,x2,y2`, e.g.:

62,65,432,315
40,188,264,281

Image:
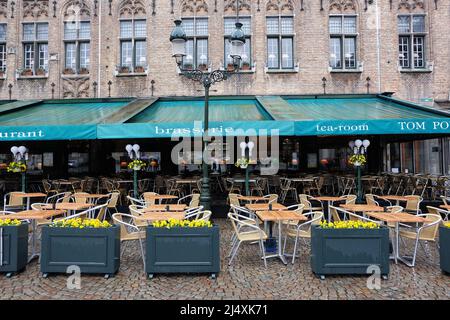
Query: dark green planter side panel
40,226,120,275
311,226,390,276
439,226,450,274
146,226,220,275
0,224,28,273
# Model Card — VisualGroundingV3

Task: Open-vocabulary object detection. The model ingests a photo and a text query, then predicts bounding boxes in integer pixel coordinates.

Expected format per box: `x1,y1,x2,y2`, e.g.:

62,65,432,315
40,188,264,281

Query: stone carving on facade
63,0,91,19
63,78,90,98
0,0,7,19
181,0,208,15
23,0,49,18
266,0,294,14
224,0,251,14
398,0,425,11
119,0,146,18
329,0,357,12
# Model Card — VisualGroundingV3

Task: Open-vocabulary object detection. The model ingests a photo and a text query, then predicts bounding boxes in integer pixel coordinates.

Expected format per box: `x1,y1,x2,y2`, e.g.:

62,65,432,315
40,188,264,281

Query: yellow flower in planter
152,219,212,228
320,220,379,229
51,218,112,228
0,218,22,226
444,222,450,228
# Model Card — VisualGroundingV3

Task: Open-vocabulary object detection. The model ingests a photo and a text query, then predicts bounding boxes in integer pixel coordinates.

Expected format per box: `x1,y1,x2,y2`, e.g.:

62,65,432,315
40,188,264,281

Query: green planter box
439,226,450,275
0,223,28,277
311,226,390,279
40,225,120,278
146,225,220,278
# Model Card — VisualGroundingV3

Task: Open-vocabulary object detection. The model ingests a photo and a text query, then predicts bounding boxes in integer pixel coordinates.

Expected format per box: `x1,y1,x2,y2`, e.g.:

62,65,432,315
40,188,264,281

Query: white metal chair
54,203,108,222
404,195,423,215
426,206,449,222
129,204,150,228
3,192,25,211
398,214,442,267
282,211,324,264
227,211,268,268
185,210,212,221
126,195,146,206
298,194,323,213
112,213,146,270
260,194,278,204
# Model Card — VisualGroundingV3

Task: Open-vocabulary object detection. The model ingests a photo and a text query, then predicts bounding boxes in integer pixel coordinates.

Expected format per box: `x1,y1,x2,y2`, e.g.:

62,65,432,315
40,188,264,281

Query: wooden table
238,195,268,202
246,203,286,212
134,212,186,223
142,204,187,212
73,193,109,204
313,196,343,222
0,209,66,262
380,195,411,206
364,211,427,267
41,203,93,216
340,204,384,212
145,195,178,204
255,210,307,265
14,192,46,210
440,205,450,210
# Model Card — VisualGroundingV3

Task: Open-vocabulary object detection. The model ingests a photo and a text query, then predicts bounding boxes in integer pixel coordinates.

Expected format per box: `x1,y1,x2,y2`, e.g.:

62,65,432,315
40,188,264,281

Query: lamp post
11,146,28,192
348,139,370,203
126,144,141,198
170,8,245,210
239,139,254,196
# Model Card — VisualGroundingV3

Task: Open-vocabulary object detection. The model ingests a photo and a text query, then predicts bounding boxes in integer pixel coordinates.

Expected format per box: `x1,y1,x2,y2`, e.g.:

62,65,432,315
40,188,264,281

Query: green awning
0,98,133,141
0,95,448,141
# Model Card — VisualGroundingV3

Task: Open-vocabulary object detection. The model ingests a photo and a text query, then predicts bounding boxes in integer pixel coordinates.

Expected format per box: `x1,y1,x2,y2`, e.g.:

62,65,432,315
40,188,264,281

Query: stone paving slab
0,219,448,300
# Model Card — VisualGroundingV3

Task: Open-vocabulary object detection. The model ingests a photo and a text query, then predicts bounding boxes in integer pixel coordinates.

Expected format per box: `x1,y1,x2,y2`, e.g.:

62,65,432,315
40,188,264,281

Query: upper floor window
22,22,48,75
181,18,208,71
0,24,6,73
266,16,294,70
64,21,91,74
119,19,147,73
329,15,357,70
224,17,251,71
398,15,426,69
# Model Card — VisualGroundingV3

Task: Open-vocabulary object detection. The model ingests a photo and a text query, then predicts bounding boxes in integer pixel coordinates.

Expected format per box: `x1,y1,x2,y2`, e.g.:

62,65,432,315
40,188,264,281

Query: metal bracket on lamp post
178,68,240,210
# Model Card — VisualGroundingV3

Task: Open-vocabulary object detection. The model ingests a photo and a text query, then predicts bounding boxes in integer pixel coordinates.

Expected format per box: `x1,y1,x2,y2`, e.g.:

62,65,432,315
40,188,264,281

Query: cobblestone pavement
0,219,448,300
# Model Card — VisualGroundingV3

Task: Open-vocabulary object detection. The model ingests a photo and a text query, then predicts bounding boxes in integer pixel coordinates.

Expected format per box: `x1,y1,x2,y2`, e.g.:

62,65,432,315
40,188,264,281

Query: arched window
180,0,209,71
397,0,427,69
63,1,91,75
328,0,358,70
118,0,147,74
223,0,252,71
22,0,50,76
265,0,294,70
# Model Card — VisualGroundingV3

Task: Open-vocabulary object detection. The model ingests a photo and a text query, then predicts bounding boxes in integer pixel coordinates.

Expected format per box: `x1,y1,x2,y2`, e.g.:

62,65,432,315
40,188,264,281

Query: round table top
314,196,343,201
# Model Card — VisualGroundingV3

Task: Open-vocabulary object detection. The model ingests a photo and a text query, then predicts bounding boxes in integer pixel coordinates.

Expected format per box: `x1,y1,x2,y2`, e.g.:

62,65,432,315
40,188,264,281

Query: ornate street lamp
239,139,255,196
126,144,141,198
11,146,28,192
170,8,245,210
348,139,370,203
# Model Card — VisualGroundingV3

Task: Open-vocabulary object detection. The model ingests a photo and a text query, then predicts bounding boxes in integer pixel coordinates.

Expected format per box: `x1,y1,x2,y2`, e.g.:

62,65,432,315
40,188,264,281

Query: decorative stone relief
23,0,49,18
329,0,357,13
63,77,90,98
181,0,208,15
119,0,146,18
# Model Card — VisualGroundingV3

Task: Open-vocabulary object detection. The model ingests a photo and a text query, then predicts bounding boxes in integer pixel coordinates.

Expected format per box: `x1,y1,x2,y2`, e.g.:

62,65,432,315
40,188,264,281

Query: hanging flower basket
128,159,147,171
7,162,27,173
235,158,249,169
348,154,366,167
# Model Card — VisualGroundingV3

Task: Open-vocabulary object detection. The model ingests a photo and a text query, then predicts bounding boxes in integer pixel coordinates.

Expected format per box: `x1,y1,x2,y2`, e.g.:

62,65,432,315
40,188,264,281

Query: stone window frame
223,16,252,72
397,13,428,70
63,20,91,75
118,18,148,74
328,14,359,71
0,23,6,74
265,15,295,71
180,16,209,71
21,22,49,76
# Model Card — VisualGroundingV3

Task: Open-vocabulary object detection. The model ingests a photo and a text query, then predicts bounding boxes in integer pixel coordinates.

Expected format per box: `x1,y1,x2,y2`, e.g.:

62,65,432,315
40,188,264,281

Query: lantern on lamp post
348,139,370,203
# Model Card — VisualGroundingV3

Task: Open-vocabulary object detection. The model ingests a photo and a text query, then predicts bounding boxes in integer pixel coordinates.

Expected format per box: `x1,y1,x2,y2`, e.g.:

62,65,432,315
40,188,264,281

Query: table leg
26,197,31,211
28,219,39,263
277,220,287,264
327,200,331,222
393,222,399,264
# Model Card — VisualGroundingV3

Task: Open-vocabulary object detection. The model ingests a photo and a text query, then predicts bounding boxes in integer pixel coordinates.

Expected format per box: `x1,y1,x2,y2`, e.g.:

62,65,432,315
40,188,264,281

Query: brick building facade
0,0,448,103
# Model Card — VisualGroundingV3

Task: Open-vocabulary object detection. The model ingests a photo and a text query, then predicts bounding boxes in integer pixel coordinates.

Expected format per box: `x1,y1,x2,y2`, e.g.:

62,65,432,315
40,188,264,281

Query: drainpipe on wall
375,0,382,93
97,0,102,98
